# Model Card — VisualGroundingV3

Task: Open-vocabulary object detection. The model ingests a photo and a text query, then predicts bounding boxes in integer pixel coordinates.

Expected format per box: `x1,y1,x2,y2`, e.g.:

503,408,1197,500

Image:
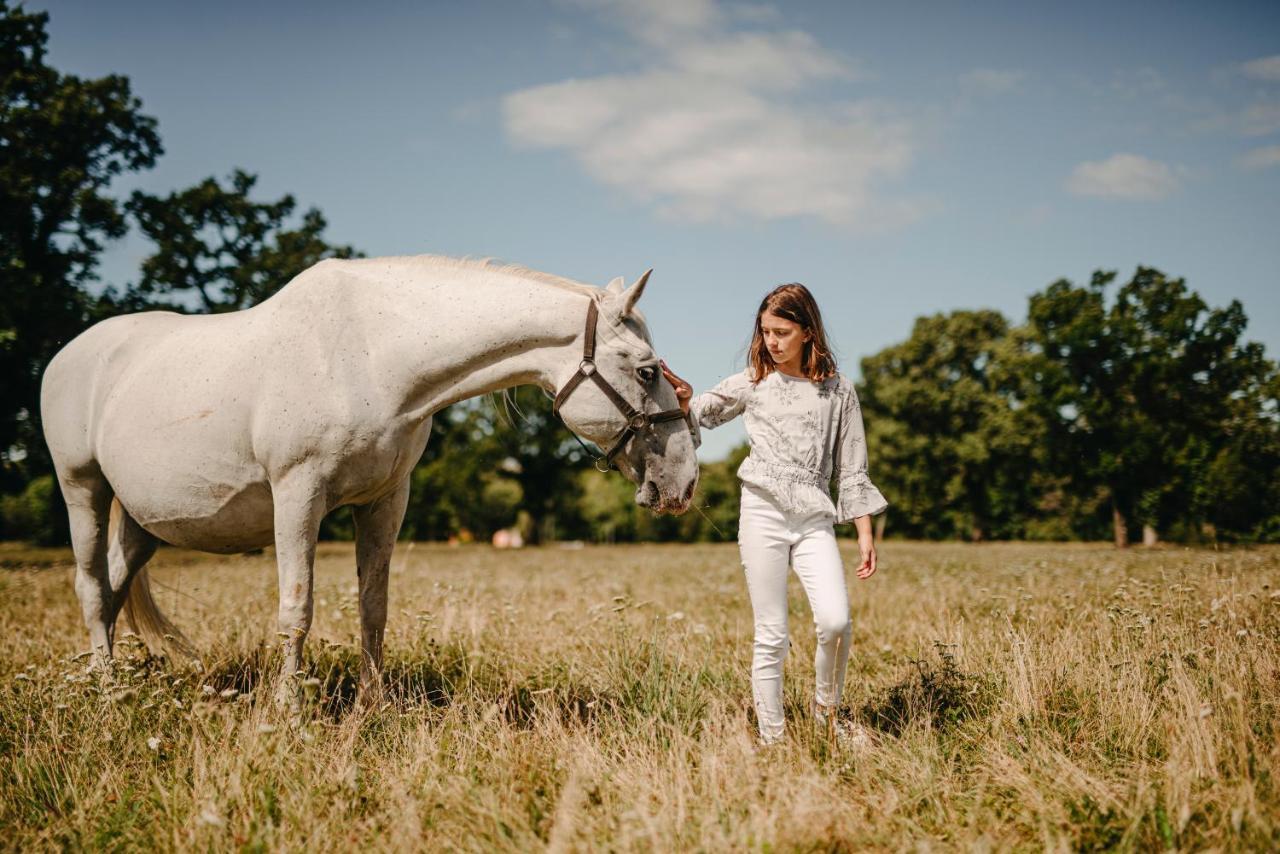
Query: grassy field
1,540,1278,851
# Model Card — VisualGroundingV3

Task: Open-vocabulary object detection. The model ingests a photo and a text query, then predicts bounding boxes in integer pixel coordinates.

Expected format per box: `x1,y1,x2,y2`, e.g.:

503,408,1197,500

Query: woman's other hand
660,360,692,415
854,515,878,579
856,536,877,579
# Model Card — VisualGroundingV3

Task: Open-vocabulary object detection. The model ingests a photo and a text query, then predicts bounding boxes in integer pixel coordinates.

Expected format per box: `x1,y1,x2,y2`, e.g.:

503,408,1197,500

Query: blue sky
38,0,1280,460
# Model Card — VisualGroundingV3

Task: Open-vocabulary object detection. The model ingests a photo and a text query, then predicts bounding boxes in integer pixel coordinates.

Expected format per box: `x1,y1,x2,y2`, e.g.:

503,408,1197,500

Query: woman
661,283,887,745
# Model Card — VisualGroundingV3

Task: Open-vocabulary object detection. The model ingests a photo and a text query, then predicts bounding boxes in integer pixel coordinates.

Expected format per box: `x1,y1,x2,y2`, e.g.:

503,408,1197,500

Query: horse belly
128,480,276,554
101,434,275,553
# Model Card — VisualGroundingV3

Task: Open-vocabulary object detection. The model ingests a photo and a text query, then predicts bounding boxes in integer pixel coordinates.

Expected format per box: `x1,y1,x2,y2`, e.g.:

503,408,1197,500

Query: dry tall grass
1,541,1277,850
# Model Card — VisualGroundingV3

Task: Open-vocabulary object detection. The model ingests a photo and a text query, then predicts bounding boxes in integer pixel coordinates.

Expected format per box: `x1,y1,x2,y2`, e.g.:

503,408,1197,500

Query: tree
1183,346,1280,542
685,441,749,542
397,402,510,542
575,441,747,544
482,388,590,543
859,310,1042,540
389,390,592,544
1024,267,1270,545
1,2,161,476
126,169,358,311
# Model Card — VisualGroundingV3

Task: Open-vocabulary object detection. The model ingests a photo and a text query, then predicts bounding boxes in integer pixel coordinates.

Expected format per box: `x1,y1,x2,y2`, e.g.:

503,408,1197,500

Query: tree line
3,4,1276,546
859,275,1279,545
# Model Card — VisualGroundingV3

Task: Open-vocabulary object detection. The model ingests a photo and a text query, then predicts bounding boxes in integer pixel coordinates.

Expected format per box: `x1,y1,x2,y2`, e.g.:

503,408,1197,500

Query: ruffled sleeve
832,382,888,523
689,371,752,448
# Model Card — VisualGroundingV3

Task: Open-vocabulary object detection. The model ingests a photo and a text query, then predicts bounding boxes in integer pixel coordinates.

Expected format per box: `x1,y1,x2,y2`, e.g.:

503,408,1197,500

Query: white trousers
738,484,851,742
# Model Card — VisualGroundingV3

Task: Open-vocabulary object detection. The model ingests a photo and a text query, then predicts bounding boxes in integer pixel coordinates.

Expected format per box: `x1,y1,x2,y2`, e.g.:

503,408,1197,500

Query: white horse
41,255,699,702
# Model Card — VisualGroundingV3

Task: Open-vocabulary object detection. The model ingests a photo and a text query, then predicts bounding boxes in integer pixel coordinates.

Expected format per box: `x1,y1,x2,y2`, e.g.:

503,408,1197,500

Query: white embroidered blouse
690,369,888,523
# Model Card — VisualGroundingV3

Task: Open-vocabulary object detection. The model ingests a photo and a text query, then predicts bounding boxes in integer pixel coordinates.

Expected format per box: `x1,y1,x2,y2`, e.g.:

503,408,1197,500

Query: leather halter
552,299,691,472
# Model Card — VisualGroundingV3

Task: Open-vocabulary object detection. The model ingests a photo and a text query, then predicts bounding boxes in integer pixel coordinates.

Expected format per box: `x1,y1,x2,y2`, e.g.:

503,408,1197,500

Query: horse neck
371,267,593,419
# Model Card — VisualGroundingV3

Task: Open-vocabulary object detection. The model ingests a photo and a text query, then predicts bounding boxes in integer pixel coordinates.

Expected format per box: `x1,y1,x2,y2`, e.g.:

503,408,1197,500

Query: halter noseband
552,298,691,472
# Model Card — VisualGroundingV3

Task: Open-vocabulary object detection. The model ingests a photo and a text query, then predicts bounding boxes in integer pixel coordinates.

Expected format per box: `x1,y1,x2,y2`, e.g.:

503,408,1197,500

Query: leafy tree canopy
1024,267,1271,542
127,169,358,312
859,309,1042,540
1,1,161,473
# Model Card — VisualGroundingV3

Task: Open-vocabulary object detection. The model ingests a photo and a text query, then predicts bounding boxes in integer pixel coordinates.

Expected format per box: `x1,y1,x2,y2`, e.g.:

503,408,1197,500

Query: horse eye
638,366,657,384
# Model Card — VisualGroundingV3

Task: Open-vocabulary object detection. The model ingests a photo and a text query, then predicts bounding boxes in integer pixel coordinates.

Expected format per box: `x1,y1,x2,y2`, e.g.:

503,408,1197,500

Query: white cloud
669,30,854,90
1239,54,1280,82
503,0,924,229
1189,97,1280,138
1065,154,1180,201
1238,144,1280,170
1240,100,1280,137
725,3,780,25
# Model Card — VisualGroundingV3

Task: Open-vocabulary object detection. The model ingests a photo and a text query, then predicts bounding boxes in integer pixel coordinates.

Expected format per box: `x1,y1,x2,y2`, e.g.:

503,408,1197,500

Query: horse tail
123,566,197,660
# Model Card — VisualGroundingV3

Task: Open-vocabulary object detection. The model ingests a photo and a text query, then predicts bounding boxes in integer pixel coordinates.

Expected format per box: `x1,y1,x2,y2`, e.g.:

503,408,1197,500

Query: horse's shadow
197,638,610,726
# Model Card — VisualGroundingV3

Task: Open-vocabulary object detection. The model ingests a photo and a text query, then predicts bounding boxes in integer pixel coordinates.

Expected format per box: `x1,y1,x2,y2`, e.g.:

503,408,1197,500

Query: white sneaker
814,703,873,751
832,719,873,751
756,728,785,749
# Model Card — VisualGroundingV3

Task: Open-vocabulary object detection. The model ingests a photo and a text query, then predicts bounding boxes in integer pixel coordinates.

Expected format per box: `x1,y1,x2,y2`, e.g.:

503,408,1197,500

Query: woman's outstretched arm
662,361,751,446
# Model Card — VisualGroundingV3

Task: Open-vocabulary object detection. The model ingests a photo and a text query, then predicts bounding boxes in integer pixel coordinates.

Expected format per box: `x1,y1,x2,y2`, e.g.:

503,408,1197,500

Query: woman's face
760,310,809,370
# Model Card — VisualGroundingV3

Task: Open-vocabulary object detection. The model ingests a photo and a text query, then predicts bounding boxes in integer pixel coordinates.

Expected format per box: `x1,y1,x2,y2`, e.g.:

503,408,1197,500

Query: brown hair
748,283,838,383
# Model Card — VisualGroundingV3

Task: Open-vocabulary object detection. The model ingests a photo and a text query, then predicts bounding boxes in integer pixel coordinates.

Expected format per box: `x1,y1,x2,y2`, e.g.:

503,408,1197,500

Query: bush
860,643,994,736
0,475,68,545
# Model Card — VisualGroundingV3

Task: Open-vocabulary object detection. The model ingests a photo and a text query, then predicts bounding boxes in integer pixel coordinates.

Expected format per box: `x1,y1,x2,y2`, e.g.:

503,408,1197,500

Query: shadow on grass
859,642,997,736
196,632,704,733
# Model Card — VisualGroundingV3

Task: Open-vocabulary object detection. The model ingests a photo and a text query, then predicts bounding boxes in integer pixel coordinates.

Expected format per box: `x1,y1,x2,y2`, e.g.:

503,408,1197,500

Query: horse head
552,271,699,515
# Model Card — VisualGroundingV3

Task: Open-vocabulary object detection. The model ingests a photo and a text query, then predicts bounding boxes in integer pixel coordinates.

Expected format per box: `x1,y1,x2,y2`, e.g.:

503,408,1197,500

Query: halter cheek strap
552,299,692,472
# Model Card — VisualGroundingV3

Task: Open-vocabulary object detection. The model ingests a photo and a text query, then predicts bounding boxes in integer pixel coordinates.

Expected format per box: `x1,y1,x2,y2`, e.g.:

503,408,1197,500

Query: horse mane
391,254,600,297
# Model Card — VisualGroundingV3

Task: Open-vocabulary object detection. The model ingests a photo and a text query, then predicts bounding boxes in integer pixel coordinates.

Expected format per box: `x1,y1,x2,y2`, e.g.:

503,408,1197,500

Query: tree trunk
1142,524,1158,547
1112,499,1128,549
538,512,557,545
874,513,887,543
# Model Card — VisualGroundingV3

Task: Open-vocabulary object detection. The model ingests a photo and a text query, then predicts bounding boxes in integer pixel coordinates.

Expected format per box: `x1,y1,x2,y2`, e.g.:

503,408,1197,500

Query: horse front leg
271,471,326,710
352,476,411,705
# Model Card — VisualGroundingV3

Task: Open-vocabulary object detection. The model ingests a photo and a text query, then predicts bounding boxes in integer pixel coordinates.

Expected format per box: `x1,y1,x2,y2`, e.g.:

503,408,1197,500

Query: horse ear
605,276,625,295
620,269,652,317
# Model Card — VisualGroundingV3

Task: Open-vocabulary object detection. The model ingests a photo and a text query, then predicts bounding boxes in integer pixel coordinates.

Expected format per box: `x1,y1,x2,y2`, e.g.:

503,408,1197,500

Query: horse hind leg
61,471,116,668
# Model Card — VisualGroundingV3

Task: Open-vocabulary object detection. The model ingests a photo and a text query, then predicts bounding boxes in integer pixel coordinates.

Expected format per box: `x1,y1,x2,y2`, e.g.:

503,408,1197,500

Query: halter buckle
594,457,613,473
628,413,648,431
579,359,596,376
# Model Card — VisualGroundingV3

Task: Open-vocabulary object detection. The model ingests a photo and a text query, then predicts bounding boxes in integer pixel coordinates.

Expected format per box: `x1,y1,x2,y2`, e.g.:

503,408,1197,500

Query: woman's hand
854,515,877,579
856,535,877,579
660,360,692,415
